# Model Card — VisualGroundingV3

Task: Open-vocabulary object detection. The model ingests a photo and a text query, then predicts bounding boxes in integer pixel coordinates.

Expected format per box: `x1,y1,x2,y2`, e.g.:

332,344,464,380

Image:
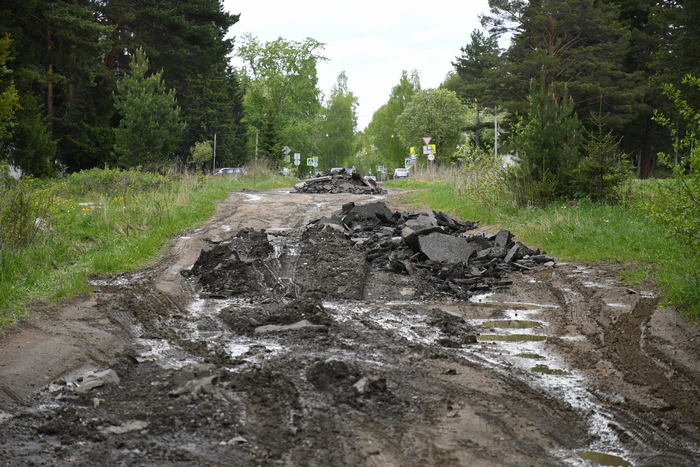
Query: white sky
222,0,491,130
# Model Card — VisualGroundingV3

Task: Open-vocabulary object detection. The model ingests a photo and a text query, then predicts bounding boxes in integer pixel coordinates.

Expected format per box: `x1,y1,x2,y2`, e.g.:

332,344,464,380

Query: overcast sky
222,0,491,130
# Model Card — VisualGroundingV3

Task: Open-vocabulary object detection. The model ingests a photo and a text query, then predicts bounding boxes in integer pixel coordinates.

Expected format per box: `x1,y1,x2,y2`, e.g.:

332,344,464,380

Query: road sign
294,153,301,161
307,157,315,166
282,146,291,155
294,160,300,166
422,137,432,145
405,158,413,167
423,144,436,155
410,147,417,156
427,153,435,161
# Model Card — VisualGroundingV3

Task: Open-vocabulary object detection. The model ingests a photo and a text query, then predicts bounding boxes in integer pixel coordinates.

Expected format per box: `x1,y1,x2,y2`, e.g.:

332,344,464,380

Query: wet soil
1,188,700,466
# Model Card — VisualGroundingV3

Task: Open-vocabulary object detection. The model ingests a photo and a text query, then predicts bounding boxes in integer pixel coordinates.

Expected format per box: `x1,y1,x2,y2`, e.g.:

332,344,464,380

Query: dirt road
1,188,700,466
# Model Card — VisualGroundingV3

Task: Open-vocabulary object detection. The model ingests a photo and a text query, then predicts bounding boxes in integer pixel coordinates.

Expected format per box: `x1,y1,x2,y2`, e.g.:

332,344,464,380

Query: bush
0,177,52,250
646,75,700,253
506,72,583,206
572,112,635,203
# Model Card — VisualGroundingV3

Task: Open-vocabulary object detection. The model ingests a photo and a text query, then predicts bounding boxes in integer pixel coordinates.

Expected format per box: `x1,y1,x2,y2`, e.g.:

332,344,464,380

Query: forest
0,1,698,179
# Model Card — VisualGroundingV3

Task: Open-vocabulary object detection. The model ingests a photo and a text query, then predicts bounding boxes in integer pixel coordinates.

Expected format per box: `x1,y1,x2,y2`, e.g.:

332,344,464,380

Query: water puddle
464,295,633,465
577,450,631,466
479,334,547,342
514,352,545,359
531,364,571,376
241,193,264,202
481,319,542,329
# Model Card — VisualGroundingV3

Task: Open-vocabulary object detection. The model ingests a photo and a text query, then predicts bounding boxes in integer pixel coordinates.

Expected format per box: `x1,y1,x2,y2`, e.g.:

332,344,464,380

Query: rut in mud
1,188,700,467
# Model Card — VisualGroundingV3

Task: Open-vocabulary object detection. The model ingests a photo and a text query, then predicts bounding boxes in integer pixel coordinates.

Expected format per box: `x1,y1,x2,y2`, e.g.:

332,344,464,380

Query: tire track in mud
539,262,700,464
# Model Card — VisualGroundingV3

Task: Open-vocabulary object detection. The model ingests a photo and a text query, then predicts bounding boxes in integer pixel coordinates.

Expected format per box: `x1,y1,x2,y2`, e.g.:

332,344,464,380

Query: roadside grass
0,165,296,328
386,172,700,319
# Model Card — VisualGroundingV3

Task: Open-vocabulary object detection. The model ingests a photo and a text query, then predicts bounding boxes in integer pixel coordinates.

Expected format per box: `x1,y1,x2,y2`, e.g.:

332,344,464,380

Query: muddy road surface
1,188,700,466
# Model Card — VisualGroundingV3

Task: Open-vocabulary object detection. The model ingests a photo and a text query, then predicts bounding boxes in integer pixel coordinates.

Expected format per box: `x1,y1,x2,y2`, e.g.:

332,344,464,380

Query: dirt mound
184,227,276,297
185,201,551,302
219,294,333,335
294,168,387,194
317,201,553,299
292,222,370,300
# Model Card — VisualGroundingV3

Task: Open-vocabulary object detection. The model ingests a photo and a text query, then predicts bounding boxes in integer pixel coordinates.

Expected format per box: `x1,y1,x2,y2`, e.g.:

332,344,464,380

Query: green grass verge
386,177,700,319
0,167,297,328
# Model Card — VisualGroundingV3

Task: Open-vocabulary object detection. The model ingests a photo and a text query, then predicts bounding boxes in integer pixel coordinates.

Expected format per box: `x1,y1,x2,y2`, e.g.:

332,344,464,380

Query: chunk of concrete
344,202,394,225
417,232,475,264
402,226,444,252
405,212,438,230
494,229,513,248
74,369,120,394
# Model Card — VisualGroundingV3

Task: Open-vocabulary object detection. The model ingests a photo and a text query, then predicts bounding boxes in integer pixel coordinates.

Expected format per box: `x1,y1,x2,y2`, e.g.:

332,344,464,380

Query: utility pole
212,133,217,173
494,106,498,161
255,128,259,161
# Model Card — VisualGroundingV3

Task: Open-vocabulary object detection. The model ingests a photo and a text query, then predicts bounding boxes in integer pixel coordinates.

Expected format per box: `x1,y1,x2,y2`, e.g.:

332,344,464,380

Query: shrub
572,112,635,203
506,72,583,206
0,177,52,250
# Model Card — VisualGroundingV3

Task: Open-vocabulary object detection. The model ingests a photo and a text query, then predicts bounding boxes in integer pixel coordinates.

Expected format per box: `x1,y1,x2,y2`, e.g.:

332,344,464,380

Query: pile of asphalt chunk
312,201,555,299
294,168,387,195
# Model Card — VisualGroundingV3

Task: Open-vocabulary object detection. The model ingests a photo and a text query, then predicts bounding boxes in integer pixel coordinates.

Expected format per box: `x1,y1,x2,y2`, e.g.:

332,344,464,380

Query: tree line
2,0,700,185
0,0,245,176
367,0,700,175
0,1,363,177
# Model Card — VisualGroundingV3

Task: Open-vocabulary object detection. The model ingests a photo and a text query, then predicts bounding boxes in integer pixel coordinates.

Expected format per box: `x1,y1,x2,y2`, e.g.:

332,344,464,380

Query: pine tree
483,0,643,130
452,30,502,151
508,72,583,205
113,49,184,169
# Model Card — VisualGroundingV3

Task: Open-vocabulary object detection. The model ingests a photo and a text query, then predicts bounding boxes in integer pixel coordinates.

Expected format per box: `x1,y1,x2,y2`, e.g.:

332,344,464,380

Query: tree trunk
638,113,654,179
474,101,481,151
47,26,54,135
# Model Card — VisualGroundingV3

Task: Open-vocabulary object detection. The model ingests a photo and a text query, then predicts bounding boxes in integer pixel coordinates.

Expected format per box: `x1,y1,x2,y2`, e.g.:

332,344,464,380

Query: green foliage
572,112,635,203
507,73,583,205
0,169,225,325
113,48,184,169
190,140,214,172
236,34,327,161
483,0,644,130
365,70,421,169
451,30,502,151
317,71,360,169
0,0,239,175
183,64,246,169
645,75,700,254
398,176,700,316
0,177,51,250
10,95,57,177
0,35,18,141
394,88,468,162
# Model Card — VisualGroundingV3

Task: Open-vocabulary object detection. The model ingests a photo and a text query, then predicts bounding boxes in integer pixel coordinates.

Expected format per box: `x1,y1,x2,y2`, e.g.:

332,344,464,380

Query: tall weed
0,178,53,250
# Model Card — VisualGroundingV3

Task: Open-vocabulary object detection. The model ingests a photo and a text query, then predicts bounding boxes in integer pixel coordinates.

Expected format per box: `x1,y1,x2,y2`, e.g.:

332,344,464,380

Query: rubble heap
294,168,387,195
185,201,554,301
311,201,555,299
